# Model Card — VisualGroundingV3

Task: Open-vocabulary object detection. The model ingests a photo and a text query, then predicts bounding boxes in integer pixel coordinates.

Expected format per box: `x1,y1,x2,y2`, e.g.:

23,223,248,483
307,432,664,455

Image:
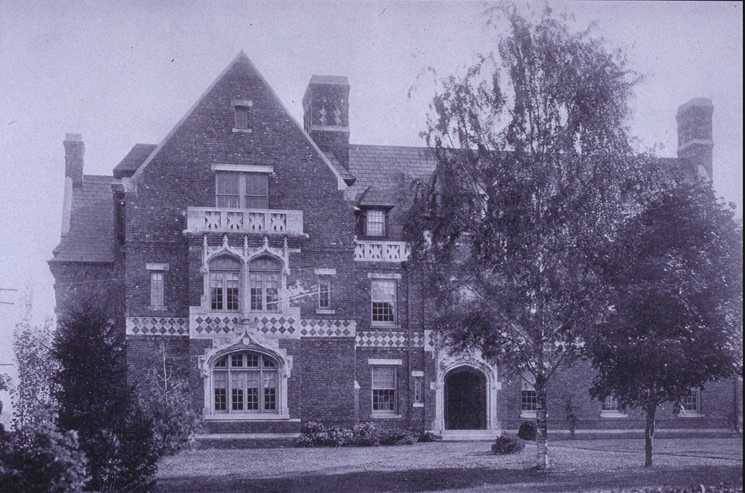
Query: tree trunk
644,403,656,467
535,374,549,470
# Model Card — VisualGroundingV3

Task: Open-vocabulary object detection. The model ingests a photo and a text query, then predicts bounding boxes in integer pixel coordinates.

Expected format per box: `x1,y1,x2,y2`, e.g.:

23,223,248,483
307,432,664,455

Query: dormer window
365,209,386,237
232,99,253,132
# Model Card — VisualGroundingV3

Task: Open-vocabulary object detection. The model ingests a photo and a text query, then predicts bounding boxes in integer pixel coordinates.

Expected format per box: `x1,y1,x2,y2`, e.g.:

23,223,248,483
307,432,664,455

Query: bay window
249,256,281,312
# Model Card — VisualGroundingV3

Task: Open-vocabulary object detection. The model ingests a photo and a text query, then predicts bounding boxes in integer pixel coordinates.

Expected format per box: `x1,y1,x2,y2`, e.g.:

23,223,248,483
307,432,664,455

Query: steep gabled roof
113,143,156,178
346,144,436,200
51,175,116,263
131,51,349,190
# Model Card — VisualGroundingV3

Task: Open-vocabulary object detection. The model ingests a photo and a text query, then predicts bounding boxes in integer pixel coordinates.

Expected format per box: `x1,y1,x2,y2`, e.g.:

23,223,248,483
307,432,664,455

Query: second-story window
371,279,396,325
150,271,165,309
216,172,269,209
210,256,241,312
318,277,332,309
249,256,281,312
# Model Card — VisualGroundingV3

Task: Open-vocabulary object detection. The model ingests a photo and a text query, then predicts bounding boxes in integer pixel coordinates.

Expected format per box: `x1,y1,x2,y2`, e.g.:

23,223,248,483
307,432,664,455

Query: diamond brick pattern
356,330,425,348
189,312,357,339
126,317,188,336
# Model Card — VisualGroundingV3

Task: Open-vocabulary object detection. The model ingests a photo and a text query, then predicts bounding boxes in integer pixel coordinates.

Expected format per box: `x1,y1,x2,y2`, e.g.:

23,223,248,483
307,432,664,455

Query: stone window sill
232,128,252,134
520,410,536,419
316,308,336,315
678,411,704,418
413,402,424,408
371,323,398,329
600,411,628,418
371,413,402,419
149,306,167,312
205,413,290,421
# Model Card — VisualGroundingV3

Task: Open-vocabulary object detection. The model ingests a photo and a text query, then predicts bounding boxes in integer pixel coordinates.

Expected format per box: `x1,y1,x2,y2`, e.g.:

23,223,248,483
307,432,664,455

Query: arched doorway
444,366,487,430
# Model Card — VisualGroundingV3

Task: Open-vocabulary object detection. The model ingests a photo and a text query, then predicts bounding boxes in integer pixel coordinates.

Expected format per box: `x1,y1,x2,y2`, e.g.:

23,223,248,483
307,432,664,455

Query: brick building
49,52,740,441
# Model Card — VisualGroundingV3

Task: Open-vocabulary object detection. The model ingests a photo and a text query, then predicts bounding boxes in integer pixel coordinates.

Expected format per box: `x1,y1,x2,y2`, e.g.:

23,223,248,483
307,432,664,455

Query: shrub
418,430,442,442
379,428,417,446
352,422,380,446
491,435,524,455
297,422,352,447
0,423,88,493
517,421,536,441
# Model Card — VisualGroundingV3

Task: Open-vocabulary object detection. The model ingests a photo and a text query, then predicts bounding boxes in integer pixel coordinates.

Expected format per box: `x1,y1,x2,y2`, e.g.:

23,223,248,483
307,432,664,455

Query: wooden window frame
371,279,397,326
215,172,269,209
371,366,398,415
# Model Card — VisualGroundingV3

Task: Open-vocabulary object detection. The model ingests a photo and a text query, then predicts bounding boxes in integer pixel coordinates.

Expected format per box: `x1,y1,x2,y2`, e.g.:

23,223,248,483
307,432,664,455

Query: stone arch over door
431,345,500,434
444,365,487,430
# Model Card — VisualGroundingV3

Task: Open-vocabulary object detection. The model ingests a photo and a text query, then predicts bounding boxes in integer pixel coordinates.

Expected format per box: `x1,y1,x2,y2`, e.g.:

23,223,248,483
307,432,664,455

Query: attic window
365,209,386,237
232,99,253,132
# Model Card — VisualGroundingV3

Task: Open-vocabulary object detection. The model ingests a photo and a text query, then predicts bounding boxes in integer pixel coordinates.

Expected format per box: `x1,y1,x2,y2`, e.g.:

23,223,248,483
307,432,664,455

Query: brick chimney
303,75,350,170
61,133,84,236
676,98,713,180
64,133,85,188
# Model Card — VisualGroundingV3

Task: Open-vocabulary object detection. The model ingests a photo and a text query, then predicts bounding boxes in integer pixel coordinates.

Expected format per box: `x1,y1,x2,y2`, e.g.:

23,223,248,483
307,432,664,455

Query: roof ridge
350,143,430,151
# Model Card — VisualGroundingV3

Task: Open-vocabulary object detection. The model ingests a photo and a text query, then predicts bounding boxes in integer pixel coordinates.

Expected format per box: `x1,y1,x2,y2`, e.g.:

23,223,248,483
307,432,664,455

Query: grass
155,437,743,492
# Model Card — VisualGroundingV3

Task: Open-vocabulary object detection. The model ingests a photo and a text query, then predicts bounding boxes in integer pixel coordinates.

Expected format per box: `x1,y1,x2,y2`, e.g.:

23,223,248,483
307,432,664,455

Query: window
365,209,386,237
602,395,620,411
233,100,252,131
681,389,701,414
371,279,396,325
318,277,332,309
209,256,241,312
521,379,537,413
372,366,397,414
215,172,268,209
149,271,165,309
249,256,281,312
213,351,278,414
413,376,424,405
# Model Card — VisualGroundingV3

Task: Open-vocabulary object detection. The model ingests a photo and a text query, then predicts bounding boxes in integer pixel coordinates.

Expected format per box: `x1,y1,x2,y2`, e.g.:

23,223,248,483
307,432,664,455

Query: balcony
354,239,410,262
186,207,304,236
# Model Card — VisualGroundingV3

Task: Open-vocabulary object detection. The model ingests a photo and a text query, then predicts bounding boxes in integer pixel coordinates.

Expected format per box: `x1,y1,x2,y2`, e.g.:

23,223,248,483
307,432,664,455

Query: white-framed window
372,366,397,414
249,256,281,312
365,209,386,237
215,172,268,209
681,389,702,416
520,379,537,415
371,279,396,326
209,256,241,312
602,395,619,411
318,277,332,309
149,271,165,309
213,351,278,414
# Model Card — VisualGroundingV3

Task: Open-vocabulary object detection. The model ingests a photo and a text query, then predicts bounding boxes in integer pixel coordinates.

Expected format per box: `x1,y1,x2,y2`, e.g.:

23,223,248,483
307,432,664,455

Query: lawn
155,437,743,492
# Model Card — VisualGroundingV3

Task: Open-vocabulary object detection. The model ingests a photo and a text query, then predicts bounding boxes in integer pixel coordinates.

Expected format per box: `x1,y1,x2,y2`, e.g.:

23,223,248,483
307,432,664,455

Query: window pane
231,354,243,367
250,287,263,311
263,371,277,411
246,352,259,367
413,377,423,403
234,106,249,129
266,287,279,312
372,302,395,322
214,357,227,368
246,372,259,410
602,395,619,411
521,390,537,411
216,173,240,208
150,271,164,308
683,390,700,411
366,210,385,236
231,373,246,411
373,389,396,411
372,367,396,389
319,279,331,308
214,373,227,411
226,271,240,311
245,174,268,196
371,280,395,301
262,355,276,368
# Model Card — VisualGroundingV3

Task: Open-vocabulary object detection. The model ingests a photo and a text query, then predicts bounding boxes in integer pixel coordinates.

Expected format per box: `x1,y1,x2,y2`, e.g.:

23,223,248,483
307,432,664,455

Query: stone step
441,429,499,441
195,432,300,449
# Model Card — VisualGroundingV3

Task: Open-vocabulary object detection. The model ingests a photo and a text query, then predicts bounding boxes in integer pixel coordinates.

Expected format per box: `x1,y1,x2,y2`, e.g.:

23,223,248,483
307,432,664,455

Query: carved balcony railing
354,239,410,263
186,207,304,236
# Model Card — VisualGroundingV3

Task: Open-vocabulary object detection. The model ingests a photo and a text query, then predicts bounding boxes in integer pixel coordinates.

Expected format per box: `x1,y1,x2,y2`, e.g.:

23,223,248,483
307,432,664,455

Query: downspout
404,260,413,426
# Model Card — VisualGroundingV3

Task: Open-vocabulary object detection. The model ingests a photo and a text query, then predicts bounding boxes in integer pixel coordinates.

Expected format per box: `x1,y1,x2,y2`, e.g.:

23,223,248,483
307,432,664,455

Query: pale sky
0,1,742,367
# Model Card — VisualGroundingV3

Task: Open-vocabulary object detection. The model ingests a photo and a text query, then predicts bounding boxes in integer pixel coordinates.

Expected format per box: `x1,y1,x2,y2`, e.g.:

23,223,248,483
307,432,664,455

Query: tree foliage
11,318,59,431
53,300,158,491
136,341,202,456
405,5,649,469
587,179,743,466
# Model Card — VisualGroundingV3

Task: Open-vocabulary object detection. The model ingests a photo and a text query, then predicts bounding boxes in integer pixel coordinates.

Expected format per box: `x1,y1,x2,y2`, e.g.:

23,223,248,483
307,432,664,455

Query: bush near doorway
296,421,419,447
518,421,537,441
491,435,525,455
